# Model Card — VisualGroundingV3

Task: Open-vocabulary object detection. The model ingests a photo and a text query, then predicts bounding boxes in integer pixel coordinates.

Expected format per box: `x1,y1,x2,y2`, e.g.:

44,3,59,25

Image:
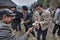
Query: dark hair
34,2,43,8
57,6,60,8
9,6,16,9
22,6,28,11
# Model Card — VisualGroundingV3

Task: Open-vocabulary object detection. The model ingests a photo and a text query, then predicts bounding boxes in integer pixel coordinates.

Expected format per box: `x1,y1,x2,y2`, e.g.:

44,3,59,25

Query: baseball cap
0,9,16,19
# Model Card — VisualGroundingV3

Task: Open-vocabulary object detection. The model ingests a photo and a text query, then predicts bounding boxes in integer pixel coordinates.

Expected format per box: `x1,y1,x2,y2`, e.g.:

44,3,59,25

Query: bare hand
27,27,33,34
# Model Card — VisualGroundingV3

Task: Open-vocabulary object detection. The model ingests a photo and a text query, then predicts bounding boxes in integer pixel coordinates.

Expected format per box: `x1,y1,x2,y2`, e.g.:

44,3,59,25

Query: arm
40,12,51,26
15,12,22,20
18,33,28,40
19,27,33,40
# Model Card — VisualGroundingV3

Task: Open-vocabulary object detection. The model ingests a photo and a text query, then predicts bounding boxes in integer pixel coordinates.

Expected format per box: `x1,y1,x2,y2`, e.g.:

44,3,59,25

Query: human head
34,2,43,13
10,6,16,12
22,6,28,14
0,9,15,24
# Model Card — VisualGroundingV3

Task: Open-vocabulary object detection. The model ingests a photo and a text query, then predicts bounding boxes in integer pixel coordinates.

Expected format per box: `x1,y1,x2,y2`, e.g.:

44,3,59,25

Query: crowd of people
0,2,60,40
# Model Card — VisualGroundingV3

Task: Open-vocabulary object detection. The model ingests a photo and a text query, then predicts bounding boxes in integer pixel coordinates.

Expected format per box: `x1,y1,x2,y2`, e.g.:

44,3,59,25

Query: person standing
32,3,51,40
10,6,23,32
53,8,60,36
21,6,35,37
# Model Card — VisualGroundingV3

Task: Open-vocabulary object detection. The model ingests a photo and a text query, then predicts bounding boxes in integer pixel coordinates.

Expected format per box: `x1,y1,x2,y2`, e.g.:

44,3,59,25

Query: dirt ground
14,23,60,40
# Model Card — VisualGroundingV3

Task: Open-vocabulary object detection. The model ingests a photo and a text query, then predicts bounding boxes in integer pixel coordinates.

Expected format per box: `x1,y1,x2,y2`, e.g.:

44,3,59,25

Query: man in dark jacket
0,9,34,40
21,6,35,37
10,6,23,32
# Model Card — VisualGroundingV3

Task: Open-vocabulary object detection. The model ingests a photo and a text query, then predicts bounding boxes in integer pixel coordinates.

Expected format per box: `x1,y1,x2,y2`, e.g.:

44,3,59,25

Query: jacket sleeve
15,12,23,20
26,13,32,23
40,12,51,26
18,33,27,40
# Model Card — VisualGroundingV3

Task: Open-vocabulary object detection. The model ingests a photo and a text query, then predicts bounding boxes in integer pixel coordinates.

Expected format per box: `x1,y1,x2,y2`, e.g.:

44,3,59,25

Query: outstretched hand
26,27,33,35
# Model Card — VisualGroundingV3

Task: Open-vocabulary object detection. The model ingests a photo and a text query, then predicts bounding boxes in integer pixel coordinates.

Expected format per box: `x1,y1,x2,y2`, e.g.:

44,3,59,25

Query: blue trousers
37,28,48,40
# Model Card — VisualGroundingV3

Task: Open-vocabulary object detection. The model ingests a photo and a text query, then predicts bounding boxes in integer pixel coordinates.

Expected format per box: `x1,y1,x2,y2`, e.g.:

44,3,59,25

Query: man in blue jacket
21,6,35,37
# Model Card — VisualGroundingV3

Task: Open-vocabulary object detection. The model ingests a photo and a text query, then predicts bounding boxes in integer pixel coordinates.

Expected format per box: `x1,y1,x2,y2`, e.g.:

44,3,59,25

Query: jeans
37,28,48,40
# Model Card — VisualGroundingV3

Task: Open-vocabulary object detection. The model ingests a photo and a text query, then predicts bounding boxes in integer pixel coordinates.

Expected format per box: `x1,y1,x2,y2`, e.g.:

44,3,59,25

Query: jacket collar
0,20,11,27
